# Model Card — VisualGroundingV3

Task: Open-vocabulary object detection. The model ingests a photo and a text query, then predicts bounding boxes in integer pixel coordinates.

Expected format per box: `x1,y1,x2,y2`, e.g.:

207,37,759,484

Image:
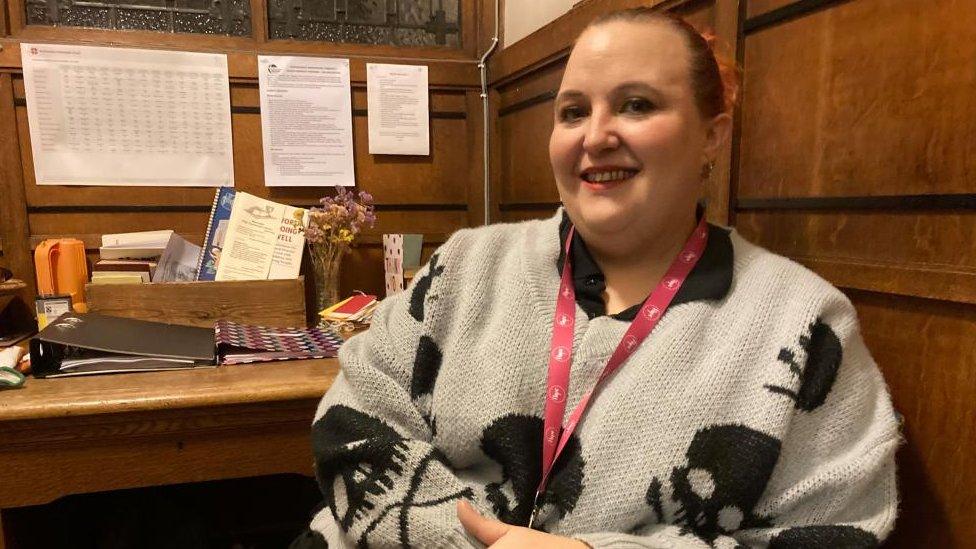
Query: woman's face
549,20,728,242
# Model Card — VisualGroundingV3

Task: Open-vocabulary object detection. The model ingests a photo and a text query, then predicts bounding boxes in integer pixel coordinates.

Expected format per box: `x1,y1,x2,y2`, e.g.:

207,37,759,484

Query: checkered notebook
215,320,344,365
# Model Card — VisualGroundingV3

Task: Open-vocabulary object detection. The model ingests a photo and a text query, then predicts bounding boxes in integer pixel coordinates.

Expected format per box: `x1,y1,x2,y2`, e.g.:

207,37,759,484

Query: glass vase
310,243,345,320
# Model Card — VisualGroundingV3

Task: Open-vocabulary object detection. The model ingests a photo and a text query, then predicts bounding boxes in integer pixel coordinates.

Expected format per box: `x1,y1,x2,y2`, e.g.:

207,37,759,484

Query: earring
701,160,716,180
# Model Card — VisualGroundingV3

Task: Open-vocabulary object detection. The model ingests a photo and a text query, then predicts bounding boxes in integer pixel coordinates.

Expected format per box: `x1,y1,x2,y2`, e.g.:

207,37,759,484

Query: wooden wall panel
495,61,563,210
0,73,33,301
736,1,976,547
740,0,976,199
850,289,976,548
735,210,976,304
746,0,797,18
498,101,558,205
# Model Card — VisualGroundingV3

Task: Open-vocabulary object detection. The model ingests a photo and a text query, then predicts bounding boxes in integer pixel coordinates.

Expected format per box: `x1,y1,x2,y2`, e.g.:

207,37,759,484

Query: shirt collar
556,209,734,321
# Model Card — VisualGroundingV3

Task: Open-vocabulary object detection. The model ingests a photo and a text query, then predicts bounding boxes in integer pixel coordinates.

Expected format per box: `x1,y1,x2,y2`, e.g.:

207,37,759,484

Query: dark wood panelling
495,60,563,209
850,289,976,548
0,0,8,36
738,193,976,211
464,89,487,226
0,73,33,300
496,205,559,225
497,61,564,112
736,210,976,305
747,0,796,18
498,100,557,204
740,0,976,199
737,2,976,543
744,0,851,33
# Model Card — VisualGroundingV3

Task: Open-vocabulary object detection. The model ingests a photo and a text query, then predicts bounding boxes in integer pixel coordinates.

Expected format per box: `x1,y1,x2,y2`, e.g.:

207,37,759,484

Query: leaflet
214,192,307,281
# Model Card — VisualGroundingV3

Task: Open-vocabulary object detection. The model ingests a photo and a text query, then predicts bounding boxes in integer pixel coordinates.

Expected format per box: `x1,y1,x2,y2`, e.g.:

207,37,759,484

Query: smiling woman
292,9,899,549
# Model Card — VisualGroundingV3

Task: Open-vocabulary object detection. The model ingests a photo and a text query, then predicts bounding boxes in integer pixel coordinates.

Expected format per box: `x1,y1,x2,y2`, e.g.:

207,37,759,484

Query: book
320,294,378,323
30,312,216,378
214,191,308,281
90,271,149,284
92,259,156,273
196,187,237,281
215,320,343,365
100,230,173,260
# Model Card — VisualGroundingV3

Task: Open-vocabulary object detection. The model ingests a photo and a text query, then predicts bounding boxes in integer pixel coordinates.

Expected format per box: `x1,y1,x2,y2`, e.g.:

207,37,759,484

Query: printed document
366,63,430,155
258,56,356,187
21,43,234,186
214,192,307,281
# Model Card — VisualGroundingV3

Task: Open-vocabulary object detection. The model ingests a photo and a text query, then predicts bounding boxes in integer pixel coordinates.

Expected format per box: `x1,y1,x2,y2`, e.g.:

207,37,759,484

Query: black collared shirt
556,211,734,321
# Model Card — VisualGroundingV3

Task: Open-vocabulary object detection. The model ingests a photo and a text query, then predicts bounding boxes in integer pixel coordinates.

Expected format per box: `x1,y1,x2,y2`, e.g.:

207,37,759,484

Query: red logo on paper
624,335,638,353
680,251,698,263
552,346,571,362
30,47,39,55
645,306,661,321
557,313,571,327
548,385,567,403
665,278,680,291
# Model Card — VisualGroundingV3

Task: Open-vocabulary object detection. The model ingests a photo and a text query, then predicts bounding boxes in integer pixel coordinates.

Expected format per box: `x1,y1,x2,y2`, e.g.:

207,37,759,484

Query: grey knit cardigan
298,211,899,549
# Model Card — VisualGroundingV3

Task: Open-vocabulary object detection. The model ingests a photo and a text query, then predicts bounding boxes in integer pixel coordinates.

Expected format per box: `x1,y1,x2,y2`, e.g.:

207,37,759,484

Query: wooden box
85,277,307,328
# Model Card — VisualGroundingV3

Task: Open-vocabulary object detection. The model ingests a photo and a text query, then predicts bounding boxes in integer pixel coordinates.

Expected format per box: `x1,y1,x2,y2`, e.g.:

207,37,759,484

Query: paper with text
21,43,234,186
367,63,430,155
258,56,356,187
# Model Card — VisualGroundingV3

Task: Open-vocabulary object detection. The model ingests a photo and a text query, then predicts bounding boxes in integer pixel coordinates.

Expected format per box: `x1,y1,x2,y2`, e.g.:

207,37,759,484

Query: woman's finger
456,500,510,545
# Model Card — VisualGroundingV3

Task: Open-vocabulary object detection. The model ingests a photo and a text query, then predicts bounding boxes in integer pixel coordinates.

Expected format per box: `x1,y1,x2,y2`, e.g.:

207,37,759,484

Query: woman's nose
582,110,620,154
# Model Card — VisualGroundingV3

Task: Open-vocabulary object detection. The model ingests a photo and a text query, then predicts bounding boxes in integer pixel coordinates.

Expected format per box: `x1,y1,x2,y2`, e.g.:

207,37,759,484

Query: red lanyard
529,217,708,528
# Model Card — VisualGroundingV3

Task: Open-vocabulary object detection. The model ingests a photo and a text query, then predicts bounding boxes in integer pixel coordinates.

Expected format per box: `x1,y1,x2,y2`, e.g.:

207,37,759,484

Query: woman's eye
558,106,586,123
621,98,654,114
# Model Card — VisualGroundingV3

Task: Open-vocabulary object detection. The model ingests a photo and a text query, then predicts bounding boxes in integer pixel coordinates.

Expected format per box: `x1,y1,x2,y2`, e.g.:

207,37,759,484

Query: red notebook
332,294,377,316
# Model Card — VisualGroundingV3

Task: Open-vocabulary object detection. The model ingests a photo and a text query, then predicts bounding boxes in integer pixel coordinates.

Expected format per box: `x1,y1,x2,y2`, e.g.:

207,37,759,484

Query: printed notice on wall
366,63,430,156
20,43,234,187
258,56,355,187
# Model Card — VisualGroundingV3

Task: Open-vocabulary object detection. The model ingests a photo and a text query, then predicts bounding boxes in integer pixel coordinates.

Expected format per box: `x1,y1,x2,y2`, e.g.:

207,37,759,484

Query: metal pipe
477,0,499,226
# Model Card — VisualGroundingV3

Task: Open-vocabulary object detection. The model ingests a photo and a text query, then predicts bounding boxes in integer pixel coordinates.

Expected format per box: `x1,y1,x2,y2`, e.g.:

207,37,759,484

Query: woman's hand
457,500,589,548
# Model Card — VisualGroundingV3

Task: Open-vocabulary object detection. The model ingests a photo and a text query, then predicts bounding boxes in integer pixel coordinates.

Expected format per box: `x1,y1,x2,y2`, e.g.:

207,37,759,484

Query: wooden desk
0,360,339,546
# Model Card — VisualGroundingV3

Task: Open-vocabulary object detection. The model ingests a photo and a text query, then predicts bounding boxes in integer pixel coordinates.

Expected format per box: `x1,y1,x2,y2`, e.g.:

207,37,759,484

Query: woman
293,9,898,548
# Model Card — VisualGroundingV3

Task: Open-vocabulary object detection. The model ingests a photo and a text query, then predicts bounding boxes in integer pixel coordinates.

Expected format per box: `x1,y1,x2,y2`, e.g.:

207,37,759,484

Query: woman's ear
703,112,733,159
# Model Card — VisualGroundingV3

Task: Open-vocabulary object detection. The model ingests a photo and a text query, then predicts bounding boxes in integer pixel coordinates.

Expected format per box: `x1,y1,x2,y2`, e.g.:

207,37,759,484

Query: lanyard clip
527,491,542,529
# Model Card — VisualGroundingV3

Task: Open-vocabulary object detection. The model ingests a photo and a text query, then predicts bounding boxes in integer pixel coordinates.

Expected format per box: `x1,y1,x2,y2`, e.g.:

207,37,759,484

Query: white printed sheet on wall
21,43,234,187
258,55,356,187
366,63,430,156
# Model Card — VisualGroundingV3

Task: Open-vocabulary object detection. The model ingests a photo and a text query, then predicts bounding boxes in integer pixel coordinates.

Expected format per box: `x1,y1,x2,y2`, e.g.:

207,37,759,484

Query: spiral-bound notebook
196,186,236,281
215,320,344,365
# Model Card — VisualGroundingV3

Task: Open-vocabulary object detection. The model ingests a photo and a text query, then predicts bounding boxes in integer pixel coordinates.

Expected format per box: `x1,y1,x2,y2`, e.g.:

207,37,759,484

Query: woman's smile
579,166,640,192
